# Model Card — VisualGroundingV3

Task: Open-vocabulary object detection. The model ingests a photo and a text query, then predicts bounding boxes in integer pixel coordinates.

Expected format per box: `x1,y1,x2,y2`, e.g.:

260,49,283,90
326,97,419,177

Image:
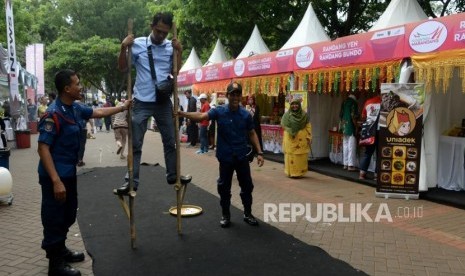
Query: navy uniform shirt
38,98,93,178
208,104,254,163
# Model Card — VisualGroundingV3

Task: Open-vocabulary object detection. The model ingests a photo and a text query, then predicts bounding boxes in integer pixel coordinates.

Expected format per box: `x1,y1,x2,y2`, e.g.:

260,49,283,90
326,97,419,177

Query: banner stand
375,83,425,200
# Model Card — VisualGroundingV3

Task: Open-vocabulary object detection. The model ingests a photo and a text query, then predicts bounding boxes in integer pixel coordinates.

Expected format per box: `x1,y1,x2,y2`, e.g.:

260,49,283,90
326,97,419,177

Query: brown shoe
359,171,366,179
348,166,357,171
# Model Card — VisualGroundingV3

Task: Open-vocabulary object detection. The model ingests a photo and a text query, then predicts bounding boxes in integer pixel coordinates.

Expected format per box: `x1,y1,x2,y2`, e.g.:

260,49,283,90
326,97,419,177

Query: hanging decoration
371,67,380,92
345,69,351,92
232,73,291,97
412,48,465,93
351,70,358,92
192,79,232,95
333,72,340,95
358,69,364,91
317,72,323,94
365,67,372,91
302,74,309,91
294,60,401,94
264,78,270,94
328,72,333,93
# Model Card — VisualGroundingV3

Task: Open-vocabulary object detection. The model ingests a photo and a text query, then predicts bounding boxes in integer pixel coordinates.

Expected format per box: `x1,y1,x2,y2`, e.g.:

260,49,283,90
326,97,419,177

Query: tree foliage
45,36,122,97
55,0,150,41
418,0,465,17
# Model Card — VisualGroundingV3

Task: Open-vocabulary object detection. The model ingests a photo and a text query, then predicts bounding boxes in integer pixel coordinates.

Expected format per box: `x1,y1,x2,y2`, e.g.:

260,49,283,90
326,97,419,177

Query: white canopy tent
236,25,270,59
369,0,427,31
410,49,465,192
280,3,330,50
280,3,332,158
420,75,465,191
180,47,203,72
204,39,228,66
178,47,203,109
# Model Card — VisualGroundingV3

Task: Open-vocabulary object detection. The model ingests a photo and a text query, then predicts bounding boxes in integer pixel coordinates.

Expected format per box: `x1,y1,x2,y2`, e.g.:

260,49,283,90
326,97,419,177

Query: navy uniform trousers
217,157,254,217
40,175,77,257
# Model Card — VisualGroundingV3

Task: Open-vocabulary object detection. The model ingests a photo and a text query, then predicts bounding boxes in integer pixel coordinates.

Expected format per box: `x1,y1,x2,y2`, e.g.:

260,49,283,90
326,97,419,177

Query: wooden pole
126,18,136,249
171,22,184,234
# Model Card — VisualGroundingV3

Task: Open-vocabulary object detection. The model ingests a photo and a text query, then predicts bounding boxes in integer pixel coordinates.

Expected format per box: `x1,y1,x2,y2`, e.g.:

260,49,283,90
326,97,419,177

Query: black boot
220,208,231,228
63,247,85,263
48,257,81,276
220,216,231,228
243,213,259,226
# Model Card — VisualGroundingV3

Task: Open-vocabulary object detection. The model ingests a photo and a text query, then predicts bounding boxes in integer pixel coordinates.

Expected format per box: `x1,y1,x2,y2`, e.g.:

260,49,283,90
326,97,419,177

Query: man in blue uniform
178,82,264,228
38,69,131,276
115,12,183,194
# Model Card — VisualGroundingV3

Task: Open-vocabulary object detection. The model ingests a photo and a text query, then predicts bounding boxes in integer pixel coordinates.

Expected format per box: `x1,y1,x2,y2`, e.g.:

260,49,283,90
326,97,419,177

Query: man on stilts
115,12,183,194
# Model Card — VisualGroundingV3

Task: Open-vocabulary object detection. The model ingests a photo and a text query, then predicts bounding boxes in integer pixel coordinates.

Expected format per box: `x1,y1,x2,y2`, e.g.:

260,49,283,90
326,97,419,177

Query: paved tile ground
1,130,465,276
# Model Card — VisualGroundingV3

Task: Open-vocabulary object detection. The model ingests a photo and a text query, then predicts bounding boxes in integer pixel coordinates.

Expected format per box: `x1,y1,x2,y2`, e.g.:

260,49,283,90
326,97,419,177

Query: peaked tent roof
280,3,330,50
180,47,203,72
369,0,427,31
204,39,228,66
236,25,270,59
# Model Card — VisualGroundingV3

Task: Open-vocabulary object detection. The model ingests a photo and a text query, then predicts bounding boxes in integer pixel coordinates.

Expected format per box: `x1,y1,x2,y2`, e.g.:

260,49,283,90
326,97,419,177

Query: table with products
437,135,465,191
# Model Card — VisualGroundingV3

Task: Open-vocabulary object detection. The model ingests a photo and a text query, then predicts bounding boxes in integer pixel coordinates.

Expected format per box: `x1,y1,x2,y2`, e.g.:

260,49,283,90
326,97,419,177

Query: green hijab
281,100,309,136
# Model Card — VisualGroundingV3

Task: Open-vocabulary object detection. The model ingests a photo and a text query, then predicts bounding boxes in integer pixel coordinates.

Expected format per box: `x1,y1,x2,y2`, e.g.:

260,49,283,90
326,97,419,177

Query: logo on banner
195,68,203,82
295,46,314,69
177,73,186,82
222,60,233,68
276,49,293,58
371,26,405,40
409,21,448,53
387,107,416,137
234,59,245,76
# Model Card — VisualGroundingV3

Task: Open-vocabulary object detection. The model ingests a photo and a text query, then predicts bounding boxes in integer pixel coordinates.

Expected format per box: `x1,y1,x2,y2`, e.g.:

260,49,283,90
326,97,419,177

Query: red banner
177,68,196,87
232,49,295,78
192,62,231,84
292,27,406,70
404,13,465,55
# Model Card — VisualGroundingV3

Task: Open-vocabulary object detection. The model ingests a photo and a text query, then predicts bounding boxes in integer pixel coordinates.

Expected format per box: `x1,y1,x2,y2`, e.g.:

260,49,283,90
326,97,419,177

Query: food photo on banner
376,83,425,198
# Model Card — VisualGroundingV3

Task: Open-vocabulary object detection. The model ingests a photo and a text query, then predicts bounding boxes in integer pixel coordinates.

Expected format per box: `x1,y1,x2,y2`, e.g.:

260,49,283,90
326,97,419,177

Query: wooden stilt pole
126,18,136,249
169,22,202,229
112,18,136,249
171,22,184,234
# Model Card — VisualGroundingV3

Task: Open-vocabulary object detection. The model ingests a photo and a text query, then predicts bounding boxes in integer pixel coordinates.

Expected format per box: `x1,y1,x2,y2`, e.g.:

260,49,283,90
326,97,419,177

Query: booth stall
412,47,465,192
191,43,295,154
236,73,289,154
293,61,400,161
177,4,465,194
